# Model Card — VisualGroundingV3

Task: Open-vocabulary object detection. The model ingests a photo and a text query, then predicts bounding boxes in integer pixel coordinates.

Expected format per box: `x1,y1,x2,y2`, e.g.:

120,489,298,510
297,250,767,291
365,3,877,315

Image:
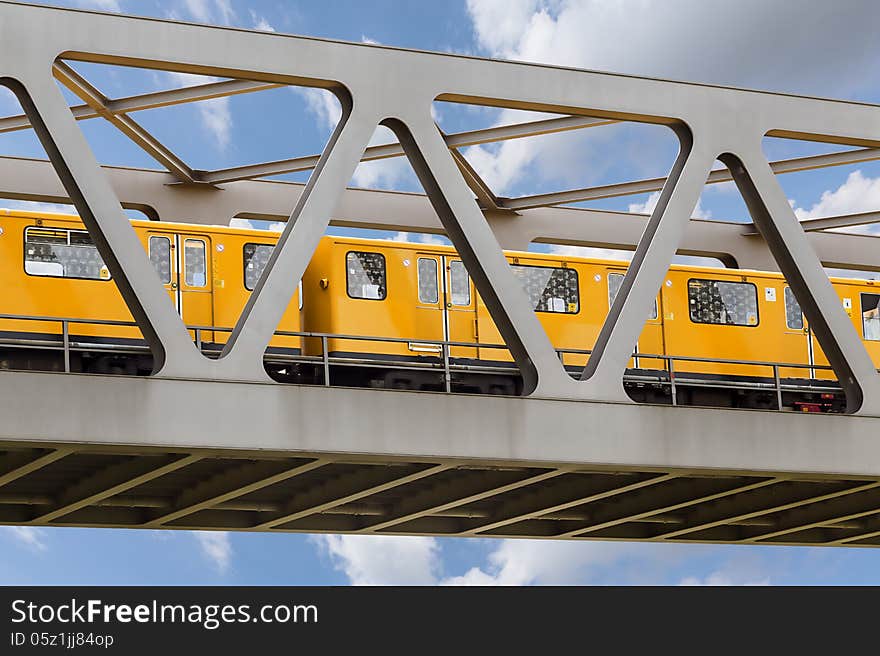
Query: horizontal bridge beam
0,76,282,134
1,155,878,274
2,372,880,480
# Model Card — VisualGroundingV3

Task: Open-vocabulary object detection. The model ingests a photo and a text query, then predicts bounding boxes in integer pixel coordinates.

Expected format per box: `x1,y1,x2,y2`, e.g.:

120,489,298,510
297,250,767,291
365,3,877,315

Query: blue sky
2,0,880,584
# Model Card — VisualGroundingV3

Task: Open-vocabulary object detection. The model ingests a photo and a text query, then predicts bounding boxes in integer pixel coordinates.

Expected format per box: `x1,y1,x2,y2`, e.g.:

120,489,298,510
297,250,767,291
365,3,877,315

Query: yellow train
3,207,880,411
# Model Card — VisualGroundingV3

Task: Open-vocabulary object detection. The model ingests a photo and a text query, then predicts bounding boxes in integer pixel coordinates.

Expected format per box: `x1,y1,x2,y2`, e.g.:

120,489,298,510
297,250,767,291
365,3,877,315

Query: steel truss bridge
2,2,880,547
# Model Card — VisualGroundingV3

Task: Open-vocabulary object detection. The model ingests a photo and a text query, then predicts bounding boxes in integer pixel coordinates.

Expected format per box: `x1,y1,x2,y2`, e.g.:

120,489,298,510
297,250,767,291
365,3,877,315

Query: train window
449,260,470,306
243,243,273,291
417,258,438,304
511,264,578,314
149,236,171,284
784,286,804,330
861,293,880,341
184,239,207,287
346,251,386,300
688,279,759,326
24,226,110,280
607,272,658,320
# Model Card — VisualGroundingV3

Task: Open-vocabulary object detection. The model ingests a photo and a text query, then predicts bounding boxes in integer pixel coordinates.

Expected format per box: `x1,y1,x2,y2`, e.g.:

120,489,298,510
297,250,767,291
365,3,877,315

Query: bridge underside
3,371,880,547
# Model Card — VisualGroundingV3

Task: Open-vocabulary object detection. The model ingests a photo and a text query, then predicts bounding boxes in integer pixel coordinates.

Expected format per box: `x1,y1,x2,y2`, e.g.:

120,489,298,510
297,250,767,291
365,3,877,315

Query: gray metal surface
1,370,880,546
7,154,880,275
1,3,880,545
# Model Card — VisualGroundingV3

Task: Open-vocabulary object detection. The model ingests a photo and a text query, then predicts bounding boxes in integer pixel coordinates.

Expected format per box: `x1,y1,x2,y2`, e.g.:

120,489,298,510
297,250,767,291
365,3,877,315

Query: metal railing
0,311,845,410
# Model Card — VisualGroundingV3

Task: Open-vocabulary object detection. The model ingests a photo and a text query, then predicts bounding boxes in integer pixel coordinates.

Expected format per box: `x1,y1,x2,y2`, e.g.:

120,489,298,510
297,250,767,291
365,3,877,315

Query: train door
411,253,445,355
607,268,664,370
857,286,880,372
444,257,477,359
146,231,213,343
779,285,812,379
412,253,477,359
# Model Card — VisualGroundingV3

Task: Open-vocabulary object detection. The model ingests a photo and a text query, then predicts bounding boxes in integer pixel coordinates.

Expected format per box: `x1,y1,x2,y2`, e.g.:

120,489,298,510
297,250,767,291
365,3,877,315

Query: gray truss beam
198,114,612,185
1,154,879,275
0,76,281,133
52,61,198,184
746,210,880,235
358,468,570,533
502,147,880,211
32,454,201,523
255,463,451,530
653,480,874,540
143,458,329,527
560,477,781,538
461,473,676,535
0,448,74,489
739,482,880,542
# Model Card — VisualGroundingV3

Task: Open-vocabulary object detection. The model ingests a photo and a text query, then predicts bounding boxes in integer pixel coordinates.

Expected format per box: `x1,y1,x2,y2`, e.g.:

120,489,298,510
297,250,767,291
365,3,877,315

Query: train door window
784,286,804,330
861,293,880,341
243,243,274,291
184,239,207,287
346,251,386,300
608,272,658,320
24,227,110,280
149,236,172,284
417,258,439,304
511,264,579,313
688,279,759,326
449,260,470,306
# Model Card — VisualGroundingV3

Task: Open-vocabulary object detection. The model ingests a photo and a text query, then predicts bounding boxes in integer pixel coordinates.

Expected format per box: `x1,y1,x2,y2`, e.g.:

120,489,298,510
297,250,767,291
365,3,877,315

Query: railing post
321,335,330,387
443,342,451,393
773,364,783,411
62,320,70,374
669,357,677,407
194,328,202,353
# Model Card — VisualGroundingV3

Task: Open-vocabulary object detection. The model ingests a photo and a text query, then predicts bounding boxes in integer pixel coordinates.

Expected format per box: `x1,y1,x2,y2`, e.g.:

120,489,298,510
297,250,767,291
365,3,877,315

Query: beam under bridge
1,370,880,546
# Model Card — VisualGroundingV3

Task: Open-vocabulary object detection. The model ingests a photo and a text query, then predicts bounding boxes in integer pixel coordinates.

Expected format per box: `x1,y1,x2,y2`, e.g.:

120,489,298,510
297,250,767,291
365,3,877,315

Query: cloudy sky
1,0,880,585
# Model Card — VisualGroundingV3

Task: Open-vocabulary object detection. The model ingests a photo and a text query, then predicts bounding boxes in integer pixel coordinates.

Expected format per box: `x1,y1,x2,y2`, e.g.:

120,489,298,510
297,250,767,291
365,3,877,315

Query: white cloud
627,190,711,219
548,243,635,262
466,0,540,56
297,91,416,191
71,0,122,10
444,540,648,586
460,0,880,206
180,0,235,25
228,218,286,231
465,0,880,97
792,171,880,222
297,88,342,133
314,535,441,585
249,10,276,32
193,531,232,573
4,526,48,552
384,231,450,246
679,571,770,586
314,534,702,586
351,127,414,190
165,72,232,150
0,200,77,215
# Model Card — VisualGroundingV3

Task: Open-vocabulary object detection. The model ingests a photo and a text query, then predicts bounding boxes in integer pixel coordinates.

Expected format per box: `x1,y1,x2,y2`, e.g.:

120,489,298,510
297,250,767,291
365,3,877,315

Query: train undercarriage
0,334,847,413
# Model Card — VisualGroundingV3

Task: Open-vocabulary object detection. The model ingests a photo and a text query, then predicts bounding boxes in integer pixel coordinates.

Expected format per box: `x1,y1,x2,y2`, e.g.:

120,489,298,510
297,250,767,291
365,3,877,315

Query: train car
2,208,880,412
301,235,880,411
0,209,301,375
